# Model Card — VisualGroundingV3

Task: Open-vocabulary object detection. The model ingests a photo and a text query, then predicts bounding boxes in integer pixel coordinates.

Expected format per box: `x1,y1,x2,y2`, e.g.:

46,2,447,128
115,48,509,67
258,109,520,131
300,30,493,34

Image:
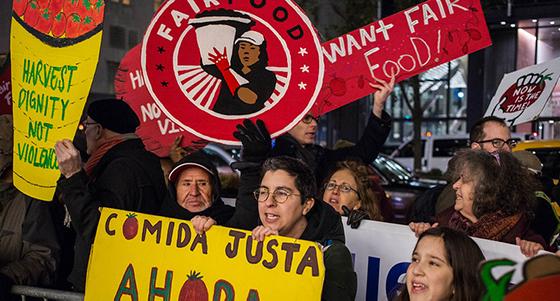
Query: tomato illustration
65,12,81,38
13,0,28,17
178,271,209,301
24,0,42,27
122,213,139,240
35,7,53,34
51,11,66,37
499,73,549,113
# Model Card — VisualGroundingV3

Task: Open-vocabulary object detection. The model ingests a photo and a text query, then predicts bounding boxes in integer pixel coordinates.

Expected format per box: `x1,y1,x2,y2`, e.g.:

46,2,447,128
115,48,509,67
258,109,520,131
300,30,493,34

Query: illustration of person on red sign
189,10,280,116
205,30,277,115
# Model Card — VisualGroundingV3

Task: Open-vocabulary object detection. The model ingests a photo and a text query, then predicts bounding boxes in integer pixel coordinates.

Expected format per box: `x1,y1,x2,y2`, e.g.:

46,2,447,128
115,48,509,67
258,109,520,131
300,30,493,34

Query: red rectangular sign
312,0,491,115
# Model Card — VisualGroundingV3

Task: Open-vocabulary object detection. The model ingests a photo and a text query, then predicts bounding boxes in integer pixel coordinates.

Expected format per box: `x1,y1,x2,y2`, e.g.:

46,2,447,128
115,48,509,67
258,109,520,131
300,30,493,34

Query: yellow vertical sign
10,1,105,200
85,208,325,300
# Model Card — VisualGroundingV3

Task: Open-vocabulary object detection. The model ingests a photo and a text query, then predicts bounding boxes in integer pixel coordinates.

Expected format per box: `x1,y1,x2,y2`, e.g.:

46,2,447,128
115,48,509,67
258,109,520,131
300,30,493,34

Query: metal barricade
11,285,84,301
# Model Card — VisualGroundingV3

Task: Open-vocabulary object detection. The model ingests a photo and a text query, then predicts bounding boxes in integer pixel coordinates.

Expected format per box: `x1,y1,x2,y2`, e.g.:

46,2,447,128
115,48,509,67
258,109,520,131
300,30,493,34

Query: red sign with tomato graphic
139,0,491,145
486,57,560,126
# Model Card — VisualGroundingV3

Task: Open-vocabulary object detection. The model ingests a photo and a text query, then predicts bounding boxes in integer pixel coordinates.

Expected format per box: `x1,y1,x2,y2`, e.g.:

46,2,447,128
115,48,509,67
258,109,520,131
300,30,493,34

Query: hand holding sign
54,139,82,179
369,75,395,118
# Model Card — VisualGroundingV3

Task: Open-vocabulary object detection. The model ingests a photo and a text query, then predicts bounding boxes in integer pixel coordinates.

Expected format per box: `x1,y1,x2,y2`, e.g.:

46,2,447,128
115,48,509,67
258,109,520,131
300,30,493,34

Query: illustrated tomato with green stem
122,213,139,240
178,271,209,301
24,0,42,27
51,12,66,38
35,7,54,34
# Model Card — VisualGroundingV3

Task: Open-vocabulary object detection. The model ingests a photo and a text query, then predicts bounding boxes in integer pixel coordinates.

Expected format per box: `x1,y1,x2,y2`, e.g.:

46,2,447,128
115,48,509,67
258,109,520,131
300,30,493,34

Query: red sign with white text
141,0,324,144
132,0,491,146
312,0,491,115
115,45,206,157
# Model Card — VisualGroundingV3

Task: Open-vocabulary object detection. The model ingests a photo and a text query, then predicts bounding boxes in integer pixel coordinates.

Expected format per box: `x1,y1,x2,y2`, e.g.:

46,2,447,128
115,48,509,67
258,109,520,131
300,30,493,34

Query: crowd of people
1,74,559,300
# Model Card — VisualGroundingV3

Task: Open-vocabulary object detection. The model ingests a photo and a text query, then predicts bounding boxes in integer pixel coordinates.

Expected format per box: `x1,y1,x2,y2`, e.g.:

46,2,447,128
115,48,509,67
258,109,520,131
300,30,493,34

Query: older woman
322,160,383,228
410,150,546,257
396,227,486,301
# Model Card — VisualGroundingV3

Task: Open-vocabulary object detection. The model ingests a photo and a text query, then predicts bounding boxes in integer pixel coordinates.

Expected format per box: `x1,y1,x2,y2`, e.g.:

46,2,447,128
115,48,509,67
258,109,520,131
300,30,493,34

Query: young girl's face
406,236,454,301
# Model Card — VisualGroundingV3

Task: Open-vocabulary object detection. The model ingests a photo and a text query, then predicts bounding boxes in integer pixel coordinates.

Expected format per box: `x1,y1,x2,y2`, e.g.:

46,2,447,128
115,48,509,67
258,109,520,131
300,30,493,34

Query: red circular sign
142,0,323,144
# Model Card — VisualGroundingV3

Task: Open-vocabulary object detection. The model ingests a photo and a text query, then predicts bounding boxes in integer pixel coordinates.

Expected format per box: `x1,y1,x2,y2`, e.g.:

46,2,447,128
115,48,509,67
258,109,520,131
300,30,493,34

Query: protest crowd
2,0,560,299
1,72,560,300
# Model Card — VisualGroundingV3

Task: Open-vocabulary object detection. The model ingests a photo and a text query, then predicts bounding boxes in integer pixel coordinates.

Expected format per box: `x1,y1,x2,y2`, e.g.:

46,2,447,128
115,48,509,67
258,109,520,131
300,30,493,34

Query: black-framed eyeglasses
301,114,318,124
324,182,359,196
253,187,301,204
475,138,518,148
78,121,99,132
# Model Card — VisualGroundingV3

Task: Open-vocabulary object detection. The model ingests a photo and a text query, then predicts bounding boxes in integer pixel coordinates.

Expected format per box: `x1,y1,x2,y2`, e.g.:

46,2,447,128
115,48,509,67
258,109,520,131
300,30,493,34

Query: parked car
370,154,443,223
390,135,470,173
513,139,560,183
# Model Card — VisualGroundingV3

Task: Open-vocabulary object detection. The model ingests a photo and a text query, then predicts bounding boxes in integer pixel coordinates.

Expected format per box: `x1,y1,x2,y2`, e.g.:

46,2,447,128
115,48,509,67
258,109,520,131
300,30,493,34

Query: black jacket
159,151,235,225
57,138,166,291
272,111,391,184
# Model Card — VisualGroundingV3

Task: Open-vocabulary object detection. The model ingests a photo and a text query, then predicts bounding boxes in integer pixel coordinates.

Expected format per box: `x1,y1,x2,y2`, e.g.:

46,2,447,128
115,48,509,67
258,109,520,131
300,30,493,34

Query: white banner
344,219,534,301
484,56,560,126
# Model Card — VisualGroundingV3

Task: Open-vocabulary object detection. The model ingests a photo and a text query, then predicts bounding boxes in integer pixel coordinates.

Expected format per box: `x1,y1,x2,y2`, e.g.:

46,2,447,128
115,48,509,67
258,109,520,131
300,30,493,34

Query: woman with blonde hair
322,160,383,228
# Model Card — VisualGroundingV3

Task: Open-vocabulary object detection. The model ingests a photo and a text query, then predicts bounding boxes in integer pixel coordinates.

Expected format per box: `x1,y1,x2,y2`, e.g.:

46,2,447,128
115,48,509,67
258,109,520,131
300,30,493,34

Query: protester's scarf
448,210,522,241
84,133,138,176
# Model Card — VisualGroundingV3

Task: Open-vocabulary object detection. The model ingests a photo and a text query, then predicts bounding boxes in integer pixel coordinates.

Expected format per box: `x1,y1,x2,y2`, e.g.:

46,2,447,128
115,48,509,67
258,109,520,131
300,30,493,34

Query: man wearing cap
54,99,167,292
159,151,235,224
0,115,59,300
206,30,276,115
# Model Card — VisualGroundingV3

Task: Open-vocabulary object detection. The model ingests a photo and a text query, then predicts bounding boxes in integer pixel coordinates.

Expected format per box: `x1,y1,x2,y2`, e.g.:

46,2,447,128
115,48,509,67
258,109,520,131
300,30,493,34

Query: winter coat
0,183,59,286
159,151,235,225
57,138,167,291
271,111,391,184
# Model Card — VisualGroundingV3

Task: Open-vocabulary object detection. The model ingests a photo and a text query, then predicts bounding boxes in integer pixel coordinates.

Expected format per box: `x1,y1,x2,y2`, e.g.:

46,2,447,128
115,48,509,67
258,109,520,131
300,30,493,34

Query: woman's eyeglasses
253,187,301,204
324,182,359,195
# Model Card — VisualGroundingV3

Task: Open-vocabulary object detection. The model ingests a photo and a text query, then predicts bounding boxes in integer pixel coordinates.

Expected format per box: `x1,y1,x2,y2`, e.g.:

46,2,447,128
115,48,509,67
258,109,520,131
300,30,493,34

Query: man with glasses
271,76,395,184
192,156,357,301
53,99,167,292
409,116,517,223
470,116,516,153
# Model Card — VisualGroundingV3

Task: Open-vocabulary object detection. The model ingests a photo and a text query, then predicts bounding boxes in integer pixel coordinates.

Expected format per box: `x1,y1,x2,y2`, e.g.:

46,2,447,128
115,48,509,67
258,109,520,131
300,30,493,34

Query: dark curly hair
322,160,382,221
452,150,538,218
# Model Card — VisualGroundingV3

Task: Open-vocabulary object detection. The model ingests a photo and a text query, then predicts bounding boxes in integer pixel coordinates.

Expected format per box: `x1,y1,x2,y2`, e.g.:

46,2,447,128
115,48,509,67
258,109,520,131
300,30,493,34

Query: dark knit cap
87,98,140,134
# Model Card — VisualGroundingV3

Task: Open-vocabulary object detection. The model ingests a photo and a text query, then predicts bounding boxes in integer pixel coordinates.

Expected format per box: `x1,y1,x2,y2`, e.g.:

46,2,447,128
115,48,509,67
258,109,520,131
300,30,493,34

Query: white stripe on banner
343,218,544,301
